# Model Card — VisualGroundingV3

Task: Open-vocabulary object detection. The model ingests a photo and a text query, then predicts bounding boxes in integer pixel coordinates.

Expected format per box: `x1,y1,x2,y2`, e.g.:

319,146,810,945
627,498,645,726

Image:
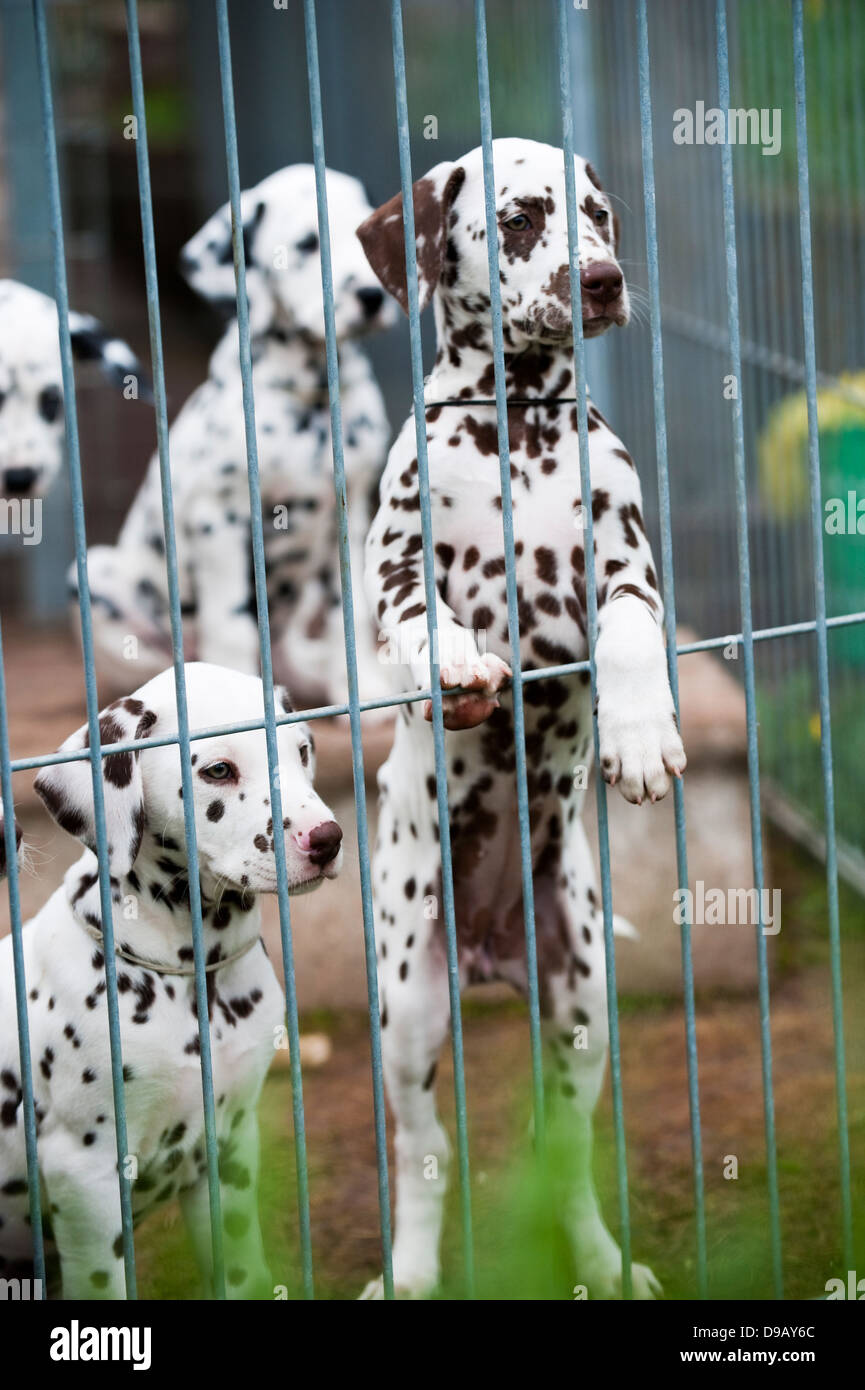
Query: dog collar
77,918,261,977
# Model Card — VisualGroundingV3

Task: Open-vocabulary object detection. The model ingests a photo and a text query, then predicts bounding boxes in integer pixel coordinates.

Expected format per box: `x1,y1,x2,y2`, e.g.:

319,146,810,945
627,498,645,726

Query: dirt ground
132,829,865,1301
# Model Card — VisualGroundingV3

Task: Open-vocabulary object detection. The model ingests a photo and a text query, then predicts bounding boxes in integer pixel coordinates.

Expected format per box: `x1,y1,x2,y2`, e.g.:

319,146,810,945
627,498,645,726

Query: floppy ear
34,696,157,877
179,191,271,334
68,312,153,402
356,161,465,314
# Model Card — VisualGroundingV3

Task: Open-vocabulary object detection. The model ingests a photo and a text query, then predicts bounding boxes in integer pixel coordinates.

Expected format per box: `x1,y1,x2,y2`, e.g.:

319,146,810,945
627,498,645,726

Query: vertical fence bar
300,0,395,1298
472,0,547,1166
0,620,45,1293
715,0,783,1300
386,0,475,1296
634,0,708,1300
212,0,316,1298
123,0,227,1298
554,0,633,1298
791,0,853,1271
31,0,137,1298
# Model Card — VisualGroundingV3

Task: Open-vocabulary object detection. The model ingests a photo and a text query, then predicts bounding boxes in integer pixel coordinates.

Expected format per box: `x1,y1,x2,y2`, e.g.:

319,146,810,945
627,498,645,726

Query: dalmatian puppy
0,278,148,500
356,138,686,1299
82,166,396,708
0,662,342,1298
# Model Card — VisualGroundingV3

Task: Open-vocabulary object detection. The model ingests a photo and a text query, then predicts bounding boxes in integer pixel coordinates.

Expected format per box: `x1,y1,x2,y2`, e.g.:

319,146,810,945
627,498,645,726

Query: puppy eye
38,385,63,423
296,232,319,254
593,208,609,226
299,744,310,768
502,213,530,231
199,760,238,783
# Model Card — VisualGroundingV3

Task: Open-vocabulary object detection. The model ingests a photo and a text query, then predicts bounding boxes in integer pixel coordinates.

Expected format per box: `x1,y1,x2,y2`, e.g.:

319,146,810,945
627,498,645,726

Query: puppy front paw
598,697,685,804
423,652,511,731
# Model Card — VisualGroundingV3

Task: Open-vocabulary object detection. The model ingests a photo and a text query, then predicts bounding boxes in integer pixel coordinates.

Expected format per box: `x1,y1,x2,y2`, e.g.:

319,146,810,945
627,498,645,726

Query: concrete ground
1,620,763,1002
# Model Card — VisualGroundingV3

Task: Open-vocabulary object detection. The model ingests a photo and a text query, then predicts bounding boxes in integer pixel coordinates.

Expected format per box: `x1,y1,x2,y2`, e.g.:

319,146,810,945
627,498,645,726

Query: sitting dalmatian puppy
0,662,343,1298
83,165,396,709
0,278,148,500
356,138,686,1299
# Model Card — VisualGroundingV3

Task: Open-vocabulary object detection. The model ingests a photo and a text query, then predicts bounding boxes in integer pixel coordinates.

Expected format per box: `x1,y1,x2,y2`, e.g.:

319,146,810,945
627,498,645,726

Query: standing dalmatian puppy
0,663,342,1297
83,166,396,708
356,139,686,1299
0,278,149,500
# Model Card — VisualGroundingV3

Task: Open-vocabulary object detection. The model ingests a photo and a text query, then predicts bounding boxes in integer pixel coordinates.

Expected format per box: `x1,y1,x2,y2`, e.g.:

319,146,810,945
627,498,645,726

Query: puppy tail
69,311,154,402
612,913,640,941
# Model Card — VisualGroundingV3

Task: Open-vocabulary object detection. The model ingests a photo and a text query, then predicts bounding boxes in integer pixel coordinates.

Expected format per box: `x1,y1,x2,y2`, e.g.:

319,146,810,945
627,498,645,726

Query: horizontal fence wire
634,0,707,1300
6,610,864,776
791,0,853,1271
557,0,644,1295
715,0,783,1299
389,0,474,1298
301,0,394,1297
0,0,858,1303
125,0,226,1300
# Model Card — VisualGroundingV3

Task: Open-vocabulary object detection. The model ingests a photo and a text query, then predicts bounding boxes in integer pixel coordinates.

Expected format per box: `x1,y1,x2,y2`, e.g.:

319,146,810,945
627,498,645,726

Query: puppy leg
360,784,451,1298
180,1108,273,1300
545,823,661,1300
82,543,174,693
191,508,261,674
41,1146,127,1299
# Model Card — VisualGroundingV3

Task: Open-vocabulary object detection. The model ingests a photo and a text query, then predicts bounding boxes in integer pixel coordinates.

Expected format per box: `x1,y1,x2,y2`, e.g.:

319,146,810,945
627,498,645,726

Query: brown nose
580,262,623,306
306,819,343,867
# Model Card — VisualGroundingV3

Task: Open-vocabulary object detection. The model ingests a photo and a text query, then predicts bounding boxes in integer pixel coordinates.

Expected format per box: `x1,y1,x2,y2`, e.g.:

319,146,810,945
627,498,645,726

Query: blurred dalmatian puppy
82,166,396,709
0,281,144,883
0,662,342,1297
0,278,148,501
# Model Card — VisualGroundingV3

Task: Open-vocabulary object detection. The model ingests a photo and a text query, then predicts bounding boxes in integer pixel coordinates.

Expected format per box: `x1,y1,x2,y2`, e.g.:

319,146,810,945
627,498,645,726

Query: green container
820,426,865,667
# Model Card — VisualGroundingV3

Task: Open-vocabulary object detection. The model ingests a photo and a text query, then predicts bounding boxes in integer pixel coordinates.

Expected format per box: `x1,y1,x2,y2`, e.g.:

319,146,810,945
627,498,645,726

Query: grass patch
134,826,865,1300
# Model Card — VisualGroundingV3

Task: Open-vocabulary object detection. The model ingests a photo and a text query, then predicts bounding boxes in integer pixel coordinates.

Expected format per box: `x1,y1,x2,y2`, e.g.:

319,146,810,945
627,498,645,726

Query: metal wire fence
0,0,860,1300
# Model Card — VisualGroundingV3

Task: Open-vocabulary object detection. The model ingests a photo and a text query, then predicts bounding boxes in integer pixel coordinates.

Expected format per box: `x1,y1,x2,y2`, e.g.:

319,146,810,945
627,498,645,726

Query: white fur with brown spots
356,139,683,1299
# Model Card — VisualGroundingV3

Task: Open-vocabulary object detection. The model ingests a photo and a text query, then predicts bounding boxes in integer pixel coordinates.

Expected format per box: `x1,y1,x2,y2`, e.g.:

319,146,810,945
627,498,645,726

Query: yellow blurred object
808,712,821,741
271,1031,333,1071
758,371,865,520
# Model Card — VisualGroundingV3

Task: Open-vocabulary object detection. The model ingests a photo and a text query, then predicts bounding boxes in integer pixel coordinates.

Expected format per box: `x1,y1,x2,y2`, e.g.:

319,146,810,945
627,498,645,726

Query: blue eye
503,213,530,231
200,760,237,783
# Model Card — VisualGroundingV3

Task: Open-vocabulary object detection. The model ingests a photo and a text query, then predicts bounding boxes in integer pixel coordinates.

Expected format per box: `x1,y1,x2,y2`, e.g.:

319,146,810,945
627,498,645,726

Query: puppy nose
3,467,38,494
356,286,384,319
579,263,623,305
297,819,343,867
